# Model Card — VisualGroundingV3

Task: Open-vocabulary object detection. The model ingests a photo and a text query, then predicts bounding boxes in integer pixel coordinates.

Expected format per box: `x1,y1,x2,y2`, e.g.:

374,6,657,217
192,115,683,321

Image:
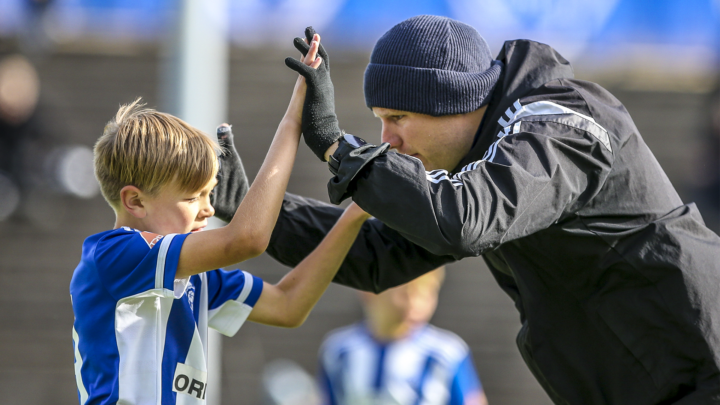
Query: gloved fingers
316,42,329,69
285,57,315,79
304,26,317,44
293,37,310,56
304,26,329,68
216,123,236,151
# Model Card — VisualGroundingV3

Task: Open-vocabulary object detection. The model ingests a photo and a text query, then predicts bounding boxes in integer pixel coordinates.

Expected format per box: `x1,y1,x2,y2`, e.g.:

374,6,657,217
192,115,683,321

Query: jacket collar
454,40,575,172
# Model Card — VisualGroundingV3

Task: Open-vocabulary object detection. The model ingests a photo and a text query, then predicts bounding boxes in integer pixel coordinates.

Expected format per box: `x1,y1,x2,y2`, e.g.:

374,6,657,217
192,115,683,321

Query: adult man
214,15,720,404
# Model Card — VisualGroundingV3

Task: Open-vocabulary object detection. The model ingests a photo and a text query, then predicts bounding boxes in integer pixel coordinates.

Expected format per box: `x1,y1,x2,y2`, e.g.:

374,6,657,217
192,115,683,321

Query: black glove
210,124,249,222
284,26,343,161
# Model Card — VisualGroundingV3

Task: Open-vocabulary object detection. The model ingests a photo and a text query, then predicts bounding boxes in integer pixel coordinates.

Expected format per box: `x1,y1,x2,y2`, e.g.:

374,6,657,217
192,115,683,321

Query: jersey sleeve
449,355,483,405
94,229,188,300
205,269,263,337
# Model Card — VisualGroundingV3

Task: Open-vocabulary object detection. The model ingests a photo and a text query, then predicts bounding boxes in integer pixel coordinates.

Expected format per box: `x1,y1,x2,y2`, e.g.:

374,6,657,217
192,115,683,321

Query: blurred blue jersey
70,227,263,405
318,323,483,405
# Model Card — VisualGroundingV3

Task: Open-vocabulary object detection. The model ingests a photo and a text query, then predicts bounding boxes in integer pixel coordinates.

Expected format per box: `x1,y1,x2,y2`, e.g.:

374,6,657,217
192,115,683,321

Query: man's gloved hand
284,26,343,161
210,124,249,222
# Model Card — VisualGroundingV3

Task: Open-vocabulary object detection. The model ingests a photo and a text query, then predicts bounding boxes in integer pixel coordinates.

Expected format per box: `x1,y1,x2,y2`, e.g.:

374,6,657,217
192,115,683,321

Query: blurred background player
318,267,488,405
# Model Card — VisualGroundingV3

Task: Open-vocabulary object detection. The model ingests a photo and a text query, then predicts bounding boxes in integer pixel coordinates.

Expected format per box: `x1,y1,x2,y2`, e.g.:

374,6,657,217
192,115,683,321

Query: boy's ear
119,185,147,219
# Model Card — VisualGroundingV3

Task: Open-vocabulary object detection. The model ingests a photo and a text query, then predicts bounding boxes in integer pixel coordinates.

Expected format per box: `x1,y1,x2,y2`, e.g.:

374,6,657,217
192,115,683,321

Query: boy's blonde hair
94,98,220,208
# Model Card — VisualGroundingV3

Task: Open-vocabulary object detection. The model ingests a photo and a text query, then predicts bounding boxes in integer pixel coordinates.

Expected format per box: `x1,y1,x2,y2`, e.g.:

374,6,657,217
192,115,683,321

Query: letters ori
173,362,208,399
174,373,206,399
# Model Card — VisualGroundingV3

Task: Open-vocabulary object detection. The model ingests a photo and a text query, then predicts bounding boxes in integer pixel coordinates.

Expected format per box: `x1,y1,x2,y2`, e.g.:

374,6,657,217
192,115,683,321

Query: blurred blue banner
1,0,719,63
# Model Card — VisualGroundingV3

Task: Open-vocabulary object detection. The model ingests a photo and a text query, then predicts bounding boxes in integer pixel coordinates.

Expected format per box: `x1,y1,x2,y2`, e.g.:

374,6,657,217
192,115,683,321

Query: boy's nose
202,203,215,218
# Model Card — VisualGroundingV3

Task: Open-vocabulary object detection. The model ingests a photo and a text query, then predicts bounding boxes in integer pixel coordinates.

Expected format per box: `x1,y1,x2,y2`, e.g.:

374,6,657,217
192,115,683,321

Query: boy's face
140,177,217,235
360,269,443,327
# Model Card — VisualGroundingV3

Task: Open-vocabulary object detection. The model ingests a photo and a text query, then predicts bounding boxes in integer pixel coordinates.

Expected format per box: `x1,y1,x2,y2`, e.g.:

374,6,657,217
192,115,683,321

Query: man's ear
119,185,147,219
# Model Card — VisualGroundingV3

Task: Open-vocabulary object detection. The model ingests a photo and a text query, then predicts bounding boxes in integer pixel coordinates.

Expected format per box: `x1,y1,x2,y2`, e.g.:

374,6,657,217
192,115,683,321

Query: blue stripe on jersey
161,290,198,402
318,359,337,405
414,355,436,405
335,349,349,403
373,344,387,393
245,274,263,307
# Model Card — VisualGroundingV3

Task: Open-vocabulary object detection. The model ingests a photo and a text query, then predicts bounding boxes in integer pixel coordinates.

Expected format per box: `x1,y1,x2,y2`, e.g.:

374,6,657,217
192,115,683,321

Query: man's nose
381,124,401,149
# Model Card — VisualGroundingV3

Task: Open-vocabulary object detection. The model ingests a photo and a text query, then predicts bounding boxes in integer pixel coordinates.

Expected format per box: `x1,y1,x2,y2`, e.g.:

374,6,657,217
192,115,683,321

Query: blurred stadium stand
0,0,718,404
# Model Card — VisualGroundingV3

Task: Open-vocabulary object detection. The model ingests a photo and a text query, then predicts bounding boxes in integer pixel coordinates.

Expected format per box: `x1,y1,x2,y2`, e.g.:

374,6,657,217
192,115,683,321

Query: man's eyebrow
373,110,395,118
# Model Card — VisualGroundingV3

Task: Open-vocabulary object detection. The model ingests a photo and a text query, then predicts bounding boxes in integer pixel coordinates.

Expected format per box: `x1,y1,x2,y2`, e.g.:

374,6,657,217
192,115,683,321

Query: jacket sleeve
267,193,455,293
333,117,614,258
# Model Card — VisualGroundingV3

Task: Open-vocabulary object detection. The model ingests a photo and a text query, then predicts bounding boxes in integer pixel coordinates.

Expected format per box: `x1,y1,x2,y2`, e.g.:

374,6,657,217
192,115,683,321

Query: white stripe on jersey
72,326,89,405
117,232,179,405
236,272,253,303
116,291,175,405
177,317,209,404
155,234,176,291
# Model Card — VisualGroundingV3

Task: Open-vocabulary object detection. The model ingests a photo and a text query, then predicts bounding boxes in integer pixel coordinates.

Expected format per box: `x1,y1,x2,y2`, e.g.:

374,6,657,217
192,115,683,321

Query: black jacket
267,40,720,404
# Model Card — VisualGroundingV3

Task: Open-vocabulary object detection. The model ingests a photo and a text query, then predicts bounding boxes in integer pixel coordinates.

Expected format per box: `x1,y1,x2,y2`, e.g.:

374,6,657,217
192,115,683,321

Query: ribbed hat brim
364,60,503,116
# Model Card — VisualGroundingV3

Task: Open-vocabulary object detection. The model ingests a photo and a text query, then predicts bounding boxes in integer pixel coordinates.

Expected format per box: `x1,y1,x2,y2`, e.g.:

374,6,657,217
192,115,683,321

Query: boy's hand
285,27,343,162
211,124,249,222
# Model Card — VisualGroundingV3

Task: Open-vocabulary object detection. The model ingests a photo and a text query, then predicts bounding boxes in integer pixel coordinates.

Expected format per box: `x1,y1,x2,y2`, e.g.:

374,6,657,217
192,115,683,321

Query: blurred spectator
318,267,488,405
0,52,97,223
0,53,39,220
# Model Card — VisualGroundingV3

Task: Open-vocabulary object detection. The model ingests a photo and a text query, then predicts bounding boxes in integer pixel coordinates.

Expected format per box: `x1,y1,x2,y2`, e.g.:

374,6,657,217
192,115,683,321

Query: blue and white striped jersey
70,227,263,405
318,323,482,405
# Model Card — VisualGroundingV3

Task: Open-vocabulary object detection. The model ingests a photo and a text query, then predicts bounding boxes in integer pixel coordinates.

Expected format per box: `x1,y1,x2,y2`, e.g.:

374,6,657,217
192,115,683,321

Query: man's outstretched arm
328,118,614,258
267,193,454,293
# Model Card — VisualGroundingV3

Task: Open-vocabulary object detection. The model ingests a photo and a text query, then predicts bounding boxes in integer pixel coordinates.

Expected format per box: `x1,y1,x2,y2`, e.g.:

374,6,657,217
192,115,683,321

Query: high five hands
284,27,343,162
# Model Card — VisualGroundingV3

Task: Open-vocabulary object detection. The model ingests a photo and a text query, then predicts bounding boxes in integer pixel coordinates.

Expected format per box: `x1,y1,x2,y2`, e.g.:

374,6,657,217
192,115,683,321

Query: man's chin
408,154,430,169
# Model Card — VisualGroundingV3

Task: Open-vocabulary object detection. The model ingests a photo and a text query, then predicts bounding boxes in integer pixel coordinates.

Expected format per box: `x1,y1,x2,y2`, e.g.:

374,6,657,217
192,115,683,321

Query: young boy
70,37,369,404
318,267,488,405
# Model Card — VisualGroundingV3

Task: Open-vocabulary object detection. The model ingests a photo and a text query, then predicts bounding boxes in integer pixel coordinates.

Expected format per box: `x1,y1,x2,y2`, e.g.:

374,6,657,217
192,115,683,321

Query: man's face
141,178,217,235
372,107,484,172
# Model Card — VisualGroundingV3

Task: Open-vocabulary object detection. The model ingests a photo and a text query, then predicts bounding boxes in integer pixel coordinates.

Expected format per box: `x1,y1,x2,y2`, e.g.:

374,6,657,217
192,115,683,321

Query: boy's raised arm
176,35,324,279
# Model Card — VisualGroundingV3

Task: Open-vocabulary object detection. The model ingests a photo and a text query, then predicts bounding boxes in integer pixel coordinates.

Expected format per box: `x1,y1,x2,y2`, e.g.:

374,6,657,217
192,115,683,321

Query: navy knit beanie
364,15,502,116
